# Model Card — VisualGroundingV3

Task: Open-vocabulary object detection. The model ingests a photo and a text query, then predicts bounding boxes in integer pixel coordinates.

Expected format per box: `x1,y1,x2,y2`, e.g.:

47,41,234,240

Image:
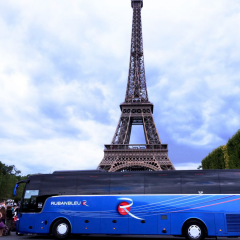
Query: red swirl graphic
118,202,131,215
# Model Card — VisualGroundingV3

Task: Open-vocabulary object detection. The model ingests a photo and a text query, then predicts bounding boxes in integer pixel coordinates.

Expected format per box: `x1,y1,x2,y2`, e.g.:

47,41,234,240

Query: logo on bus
82,200,89,206
118,198,144,220
51,200,89,207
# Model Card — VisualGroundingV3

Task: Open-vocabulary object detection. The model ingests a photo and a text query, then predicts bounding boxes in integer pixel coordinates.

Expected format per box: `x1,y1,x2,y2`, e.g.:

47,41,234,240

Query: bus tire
52,219,71,239
184,220,205,240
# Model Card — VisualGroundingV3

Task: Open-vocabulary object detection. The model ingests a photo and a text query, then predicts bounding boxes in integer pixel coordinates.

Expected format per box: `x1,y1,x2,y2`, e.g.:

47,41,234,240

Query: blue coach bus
14,169,240,240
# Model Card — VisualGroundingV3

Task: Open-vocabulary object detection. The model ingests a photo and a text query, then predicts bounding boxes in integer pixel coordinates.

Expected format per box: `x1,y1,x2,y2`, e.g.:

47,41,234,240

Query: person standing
0,208,6,225
0,212,5,237
6,206,13,230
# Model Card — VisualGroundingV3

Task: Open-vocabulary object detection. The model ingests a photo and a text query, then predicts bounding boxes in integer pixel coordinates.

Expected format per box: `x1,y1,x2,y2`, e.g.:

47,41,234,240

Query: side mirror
13,184,19,196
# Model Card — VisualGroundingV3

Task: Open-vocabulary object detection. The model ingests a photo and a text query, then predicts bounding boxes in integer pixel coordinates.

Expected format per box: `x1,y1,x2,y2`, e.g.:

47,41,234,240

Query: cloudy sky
0,0,240,175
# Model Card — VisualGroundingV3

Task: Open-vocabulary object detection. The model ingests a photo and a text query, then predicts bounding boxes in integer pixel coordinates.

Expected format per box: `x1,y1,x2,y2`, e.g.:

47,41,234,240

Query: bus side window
39,175,77,195
220,171,240,194
76,174,110,195
181,171,220,194
145,172,181,194
110,173,144,194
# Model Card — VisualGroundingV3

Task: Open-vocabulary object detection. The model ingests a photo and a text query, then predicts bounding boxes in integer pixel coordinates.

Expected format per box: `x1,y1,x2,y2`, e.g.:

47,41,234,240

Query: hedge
202,130,240,169
227,130,240,169
202,146,225,169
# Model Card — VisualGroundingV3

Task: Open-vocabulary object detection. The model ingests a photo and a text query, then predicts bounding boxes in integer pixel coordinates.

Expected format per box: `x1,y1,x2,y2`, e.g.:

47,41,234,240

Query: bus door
19,213,36,233
18,176,41,234
13,180,34,233
19,190,39,233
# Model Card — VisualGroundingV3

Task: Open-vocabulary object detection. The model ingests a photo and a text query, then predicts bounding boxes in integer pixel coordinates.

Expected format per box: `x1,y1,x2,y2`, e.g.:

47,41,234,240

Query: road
3,232,239,240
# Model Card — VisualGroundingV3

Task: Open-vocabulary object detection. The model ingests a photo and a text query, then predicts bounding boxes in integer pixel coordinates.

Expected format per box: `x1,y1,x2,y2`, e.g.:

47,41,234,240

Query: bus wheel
184,221,205,240
52,219,70,239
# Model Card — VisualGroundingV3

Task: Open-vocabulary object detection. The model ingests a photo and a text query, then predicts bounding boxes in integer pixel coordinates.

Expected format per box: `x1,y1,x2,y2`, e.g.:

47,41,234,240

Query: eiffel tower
98,0,175,172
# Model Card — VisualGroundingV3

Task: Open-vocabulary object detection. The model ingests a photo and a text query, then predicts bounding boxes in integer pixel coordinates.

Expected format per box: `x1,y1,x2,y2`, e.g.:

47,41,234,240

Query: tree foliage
202,146,225,169
227,130,240,169
202,130,240,169
0,161,28,201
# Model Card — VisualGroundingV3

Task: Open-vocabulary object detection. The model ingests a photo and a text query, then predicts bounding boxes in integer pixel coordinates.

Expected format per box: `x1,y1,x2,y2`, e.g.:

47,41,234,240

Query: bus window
39,175,77,195
182,171,220,194
110,173,144,194
145,172,181,194
22,190,39,212
21,177,41,212
219,171,240,194
76,174,110,195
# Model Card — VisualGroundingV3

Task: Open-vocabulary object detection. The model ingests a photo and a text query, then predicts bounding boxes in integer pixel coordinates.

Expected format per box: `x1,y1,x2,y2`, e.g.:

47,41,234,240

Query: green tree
227,130,240,168
202,146,225,169
202,130,240,170
0,161,27,201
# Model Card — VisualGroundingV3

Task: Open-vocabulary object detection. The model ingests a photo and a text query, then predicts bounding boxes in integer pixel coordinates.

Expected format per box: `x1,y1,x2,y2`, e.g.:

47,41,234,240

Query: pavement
2,232,239,240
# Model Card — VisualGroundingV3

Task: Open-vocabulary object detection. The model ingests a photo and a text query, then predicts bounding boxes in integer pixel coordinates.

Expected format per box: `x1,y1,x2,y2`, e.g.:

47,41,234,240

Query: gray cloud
0,0,240,174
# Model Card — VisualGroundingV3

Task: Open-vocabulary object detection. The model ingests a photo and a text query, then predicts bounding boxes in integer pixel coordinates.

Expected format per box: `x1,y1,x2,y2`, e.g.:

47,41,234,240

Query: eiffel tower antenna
98,0,175,172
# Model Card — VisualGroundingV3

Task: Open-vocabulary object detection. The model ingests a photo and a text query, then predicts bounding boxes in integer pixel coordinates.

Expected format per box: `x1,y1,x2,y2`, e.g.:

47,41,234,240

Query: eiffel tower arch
98,0,175,172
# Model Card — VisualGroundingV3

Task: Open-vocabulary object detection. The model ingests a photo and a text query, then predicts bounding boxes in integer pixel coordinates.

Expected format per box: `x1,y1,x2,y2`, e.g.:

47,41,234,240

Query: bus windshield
22,190,39,212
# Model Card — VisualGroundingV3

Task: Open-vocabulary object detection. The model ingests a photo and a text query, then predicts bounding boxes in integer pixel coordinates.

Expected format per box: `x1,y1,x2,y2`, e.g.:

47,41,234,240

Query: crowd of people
0,200,19,237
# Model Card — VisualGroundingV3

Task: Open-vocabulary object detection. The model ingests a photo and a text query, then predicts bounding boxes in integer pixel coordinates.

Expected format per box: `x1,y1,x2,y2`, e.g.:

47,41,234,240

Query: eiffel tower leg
112,113,132,144
108,157,119,172
125,120,132,144
143,114,161,144
142,113,175,170
97,157,111,171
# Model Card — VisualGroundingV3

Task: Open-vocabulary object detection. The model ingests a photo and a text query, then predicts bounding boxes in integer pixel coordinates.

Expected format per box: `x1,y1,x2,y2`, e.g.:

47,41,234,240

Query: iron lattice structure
98,0,175,172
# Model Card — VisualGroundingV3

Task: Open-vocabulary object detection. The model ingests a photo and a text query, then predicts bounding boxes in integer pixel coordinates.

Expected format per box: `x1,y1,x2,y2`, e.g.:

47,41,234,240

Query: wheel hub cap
57,223,68,235
188,225,201,239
